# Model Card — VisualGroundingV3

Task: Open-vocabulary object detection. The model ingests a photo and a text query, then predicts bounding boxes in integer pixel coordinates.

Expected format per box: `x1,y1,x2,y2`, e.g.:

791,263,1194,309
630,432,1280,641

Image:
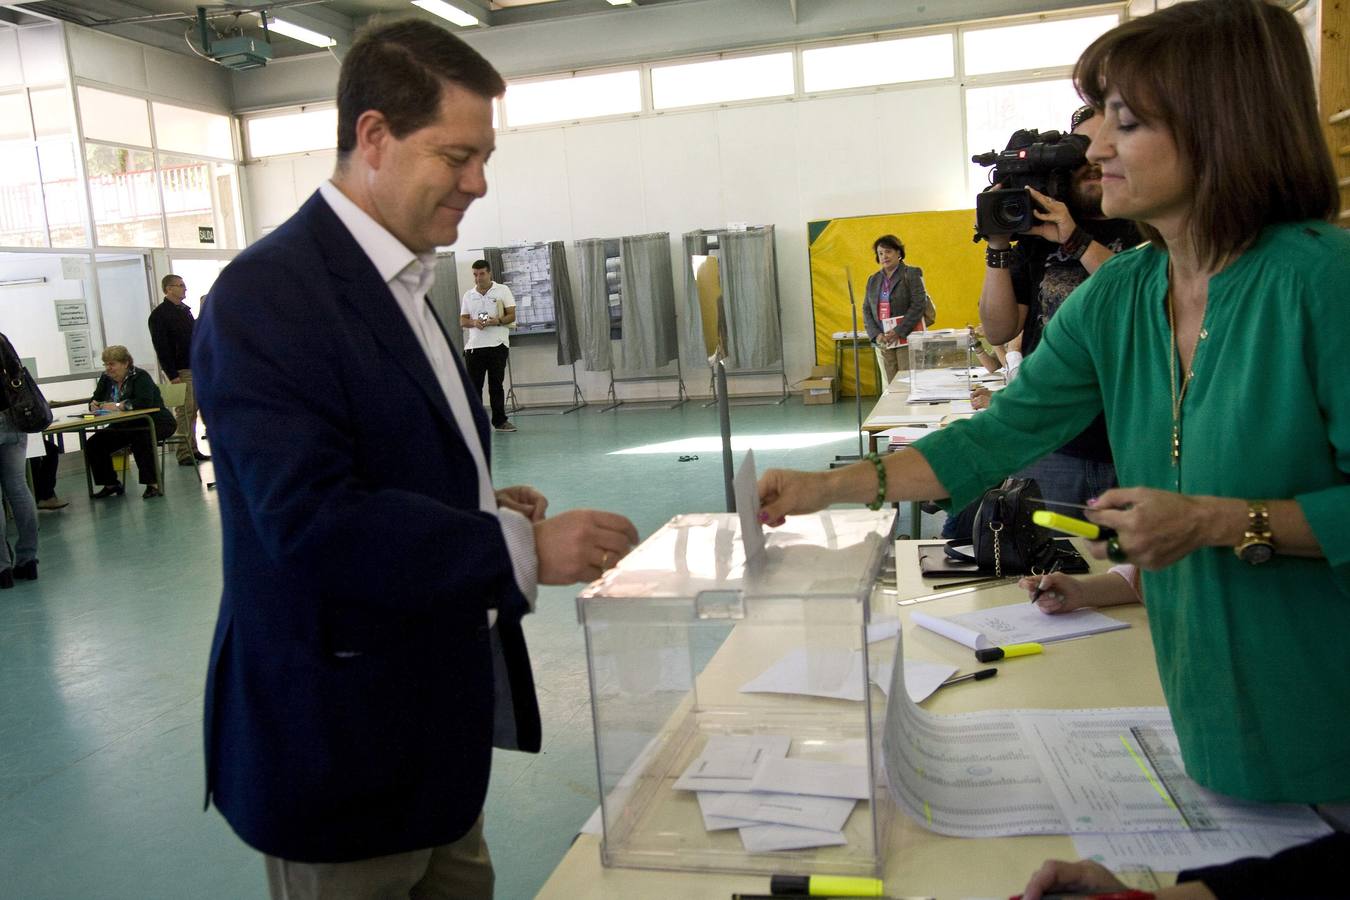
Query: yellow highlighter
1032,509,1117,541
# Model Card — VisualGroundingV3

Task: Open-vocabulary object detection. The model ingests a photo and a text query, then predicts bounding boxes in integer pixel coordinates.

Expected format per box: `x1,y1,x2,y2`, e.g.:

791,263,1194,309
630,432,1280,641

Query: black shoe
0,569,12,589
13,560,37,581
193,451,211,461
178,458,196,466
93,483,125,499
143,486,163,499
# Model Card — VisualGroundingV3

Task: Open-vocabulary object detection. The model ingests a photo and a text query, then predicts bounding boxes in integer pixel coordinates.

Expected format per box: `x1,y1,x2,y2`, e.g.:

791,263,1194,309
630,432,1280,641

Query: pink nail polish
757,512,769,524
1086,497,1099,506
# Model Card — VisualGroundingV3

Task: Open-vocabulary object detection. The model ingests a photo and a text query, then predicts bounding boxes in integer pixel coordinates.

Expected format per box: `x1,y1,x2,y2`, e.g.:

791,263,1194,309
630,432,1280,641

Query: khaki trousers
173,368,199,460
873,344,907,391
264,815,493,900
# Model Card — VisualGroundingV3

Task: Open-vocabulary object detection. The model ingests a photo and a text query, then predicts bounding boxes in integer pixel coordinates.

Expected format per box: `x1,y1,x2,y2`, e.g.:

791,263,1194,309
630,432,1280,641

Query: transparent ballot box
906,328,973,401
576,509,895,876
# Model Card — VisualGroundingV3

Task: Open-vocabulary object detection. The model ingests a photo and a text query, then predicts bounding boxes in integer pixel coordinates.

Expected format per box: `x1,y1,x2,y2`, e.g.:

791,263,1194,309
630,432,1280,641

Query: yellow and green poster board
808,210,985,396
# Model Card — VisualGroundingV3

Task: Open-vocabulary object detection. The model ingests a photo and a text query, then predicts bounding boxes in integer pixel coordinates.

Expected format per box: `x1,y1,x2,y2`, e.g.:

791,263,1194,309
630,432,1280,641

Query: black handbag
970,477,1060,577
0,333,53,433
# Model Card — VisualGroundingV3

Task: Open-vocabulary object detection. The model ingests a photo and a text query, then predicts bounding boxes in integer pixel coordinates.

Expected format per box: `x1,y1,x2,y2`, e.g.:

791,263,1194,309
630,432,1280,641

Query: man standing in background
460,259,517,432
147,273,208,464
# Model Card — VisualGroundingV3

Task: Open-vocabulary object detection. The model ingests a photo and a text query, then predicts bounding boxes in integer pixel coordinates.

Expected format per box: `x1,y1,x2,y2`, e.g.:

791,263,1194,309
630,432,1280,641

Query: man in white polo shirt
459,259,516,432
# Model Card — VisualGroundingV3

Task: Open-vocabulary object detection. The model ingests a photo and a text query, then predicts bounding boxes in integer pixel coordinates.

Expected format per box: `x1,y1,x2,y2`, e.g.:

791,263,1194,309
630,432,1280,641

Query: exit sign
198,226,215,244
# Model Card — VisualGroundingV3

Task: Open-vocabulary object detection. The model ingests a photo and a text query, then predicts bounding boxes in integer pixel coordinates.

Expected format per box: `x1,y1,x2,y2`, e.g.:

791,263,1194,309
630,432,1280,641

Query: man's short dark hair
162,274,182,292
337,19,505,161
472,259,490,271
872,234,905,260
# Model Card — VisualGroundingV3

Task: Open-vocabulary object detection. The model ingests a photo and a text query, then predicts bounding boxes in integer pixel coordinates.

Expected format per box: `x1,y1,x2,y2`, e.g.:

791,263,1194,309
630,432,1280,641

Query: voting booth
577,509,896,877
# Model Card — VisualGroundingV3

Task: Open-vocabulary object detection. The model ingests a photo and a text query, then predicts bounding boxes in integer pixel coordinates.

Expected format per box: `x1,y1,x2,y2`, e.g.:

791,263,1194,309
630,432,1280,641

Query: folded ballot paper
911,600,1129,650
674,734,869,851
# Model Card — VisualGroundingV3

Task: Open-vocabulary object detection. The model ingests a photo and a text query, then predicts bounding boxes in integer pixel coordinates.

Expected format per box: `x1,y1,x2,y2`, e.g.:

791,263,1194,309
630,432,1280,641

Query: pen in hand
1030,559,1064,604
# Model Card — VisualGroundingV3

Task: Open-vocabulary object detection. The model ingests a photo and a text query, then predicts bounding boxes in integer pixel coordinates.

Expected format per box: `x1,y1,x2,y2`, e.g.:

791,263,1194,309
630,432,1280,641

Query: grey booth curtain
617,232,678,372
548,241,581,366
719,226,781,370
679,231,713,370
427,251,462,355
573,238,614,371
482,247,505,284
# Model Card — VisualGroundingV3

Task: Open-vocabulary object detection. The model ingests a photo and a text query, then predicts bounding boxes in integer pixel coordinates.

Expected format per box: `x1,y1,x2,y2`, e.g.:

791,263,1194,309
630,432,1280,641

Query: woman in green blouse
760,0,1347,806
86,345,178,499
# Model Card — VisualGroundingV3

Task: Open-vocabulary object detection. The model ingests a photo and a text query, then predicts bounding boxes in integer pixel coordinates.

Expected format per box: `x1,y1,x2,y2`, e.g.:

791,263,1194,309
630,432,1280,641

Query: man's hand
1023,186,1078,244
535,509,640,585
170,376,183,384
1020,859,1127,900
497,485,548,522
970,385,992,410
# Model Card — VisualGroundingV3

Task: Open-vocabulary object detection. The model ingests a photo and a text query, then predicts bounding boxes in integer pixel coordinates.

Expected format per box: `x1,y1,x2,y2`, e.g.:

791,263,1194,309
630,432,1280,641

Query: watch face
1241,543,1274,565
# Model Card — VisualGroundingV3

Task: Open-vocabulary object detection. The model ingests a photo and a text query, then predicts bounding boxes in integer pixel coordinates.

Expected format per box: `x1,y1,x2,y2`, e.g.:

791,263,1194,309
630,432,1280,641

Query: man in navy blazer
193,21,637,898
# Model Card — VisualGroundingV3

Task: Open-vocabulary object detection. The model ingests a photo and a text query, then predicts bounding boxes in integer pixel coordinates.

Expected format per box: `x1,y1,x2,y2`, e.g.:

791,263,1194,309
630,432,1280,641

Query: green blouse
914,220,1350,803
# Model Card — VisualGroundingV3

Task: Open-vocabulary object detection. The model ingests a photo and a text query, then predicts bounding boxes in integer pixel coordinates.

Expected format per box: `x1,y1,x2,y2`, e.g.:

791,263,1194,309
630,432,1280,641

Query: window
37,141,86,247
159,152,241,250
0,143,48,247
962,14,1118,77
802,33,954,93
84,143,163,247
29,87,74,138
0,92,32,141
77,86,152,147
245,107,338,158
651,52,794,110
965,78,1085,196
504,70,641,128
153,102,234,159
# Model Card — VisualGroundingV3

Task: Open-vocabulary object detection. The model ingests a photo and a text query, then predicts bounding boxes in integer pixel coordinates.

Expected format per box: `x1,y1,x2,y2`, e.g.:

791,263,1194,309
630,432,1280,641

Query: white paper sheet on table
912,601,1129,650
878,426,936,444
868,413,948,425
869,658,957,704
751,757,871,800
673,734,791,793
1072,826,1332,874
739,823,848,852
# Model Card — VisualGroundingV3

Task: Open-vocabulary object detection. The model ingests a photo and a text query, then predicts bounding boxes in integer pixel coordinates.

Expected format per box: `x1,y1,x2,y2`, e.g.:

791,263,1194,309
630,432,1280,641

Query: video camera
972,128,1089,239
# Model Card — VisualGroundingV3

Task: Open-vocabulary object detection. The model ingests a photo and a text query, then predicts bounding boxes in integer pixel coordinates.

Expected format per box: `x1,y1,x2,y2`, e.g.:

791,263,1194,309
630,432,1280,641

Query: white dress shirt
460,282,515,350
317,181,537,615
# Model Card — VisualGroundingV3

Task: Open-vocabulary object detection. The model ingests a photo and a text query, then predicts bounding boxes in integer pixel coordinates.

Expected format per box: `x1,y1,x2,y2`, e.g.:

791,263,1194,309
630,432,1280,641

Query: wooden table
538,541,1167,899
44,408,163,497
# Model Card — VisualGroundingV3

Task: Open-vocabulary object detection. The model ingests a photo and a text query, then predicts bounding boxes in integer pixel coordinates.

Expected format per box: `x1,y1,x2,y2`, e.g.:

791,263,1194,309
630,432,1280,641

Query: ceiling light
259,15,336,48
412,0,479,27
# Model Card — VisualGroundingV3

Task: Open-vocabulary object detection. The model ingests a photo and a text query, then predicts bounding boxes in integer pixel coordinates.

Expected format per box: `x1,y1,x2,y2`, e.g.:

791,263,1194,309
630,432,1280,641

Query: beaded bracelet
985,246,1014,268
864,452,888,511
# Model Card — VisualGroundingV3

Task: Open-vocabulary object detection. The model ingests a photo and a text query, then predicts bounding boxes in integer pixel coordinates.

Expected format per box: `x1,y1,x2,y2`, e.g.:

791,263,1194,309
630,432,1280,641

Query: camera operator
978,105,1140,506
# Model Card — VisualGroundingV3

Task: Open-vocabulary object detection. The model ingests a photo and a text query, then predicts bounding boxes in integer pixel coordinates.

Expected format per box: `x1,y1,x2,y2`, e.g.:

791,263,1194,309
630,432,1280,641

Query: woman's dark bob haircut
872,234,905,260
1074,0,1338,268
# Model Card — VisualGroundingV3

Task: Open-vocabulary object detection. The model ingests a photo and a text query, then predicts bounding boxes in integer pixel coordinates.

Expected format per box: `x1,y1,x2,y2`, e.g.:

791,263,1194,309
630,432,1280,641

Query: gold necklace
1166,272,1199,469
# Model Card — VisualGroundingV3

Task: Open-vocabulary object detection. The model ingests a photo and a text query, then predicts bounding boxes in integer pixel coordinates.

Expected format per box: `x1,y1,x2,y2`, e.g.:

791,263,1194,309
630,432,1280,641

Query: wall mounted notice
55,300,89,330
65,329,94,371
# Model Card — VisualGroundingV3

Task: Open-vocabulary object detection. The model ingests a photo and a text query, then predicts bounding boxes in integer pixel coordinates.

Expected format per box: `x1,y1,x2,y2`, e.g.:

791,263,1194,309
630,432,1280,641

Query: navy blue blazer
194,192,541,863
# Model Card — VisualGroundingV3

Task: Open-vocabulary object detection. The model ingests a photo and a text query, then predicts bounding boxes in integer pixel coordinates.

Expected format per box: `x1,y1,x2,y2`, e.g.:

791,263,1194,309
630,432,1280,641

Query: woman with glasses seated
85,345,177,499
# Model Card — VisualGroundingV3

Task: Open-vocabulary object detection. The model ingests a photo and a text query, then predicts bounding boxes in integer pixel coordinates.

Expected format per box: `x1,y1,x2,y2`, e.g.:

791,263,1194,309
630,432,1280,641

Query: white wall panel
876,84,966,212
68,27,149,93
492,129,573,242
793,93,886,221
143,45,232,112
637,111,723,234
243,158,303,236
715,103,801,229
562,120,646,239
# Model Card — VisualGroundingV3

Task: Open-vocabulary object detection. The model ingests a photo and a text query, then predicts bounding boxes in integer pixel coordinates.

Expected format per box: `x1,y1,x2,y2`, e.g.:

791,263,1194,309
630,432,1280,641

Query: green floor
0,398,885,899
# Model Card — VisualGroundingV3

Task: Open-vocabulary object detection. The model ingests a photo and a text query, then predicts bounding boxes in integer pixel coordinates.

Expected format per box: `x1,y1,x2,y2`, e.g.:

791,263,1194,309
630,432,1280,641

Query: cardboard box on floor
800,365,836,405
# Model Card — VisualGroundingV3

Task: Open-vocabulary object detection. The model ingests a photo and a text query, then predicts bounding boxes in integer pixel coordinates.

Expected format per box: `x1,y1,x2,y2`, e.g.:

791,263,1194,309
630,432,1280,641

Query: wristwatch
1234,500,1274,565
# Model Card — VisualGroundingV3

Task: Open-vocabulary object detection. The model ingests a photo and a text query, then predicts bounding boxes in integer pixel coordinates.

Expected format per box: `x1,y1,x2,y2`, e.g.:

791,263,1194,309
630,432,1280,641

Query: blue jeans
0,412,38,569
1017,450,1117,508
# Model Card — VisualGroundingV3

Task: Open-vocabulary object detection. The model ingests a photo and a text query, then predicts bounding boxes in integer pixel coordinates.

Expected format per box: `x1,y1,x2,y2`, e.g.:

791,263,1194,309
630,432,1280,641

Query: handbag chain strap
990,521,1004,578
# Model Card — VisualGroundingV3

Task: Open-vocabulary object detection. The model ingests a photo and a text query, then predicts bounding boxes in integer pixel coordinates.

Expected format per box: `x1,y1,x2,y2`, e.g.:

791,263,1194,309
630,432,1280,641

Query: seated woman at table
85,345,177,500
759,0,1348,806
